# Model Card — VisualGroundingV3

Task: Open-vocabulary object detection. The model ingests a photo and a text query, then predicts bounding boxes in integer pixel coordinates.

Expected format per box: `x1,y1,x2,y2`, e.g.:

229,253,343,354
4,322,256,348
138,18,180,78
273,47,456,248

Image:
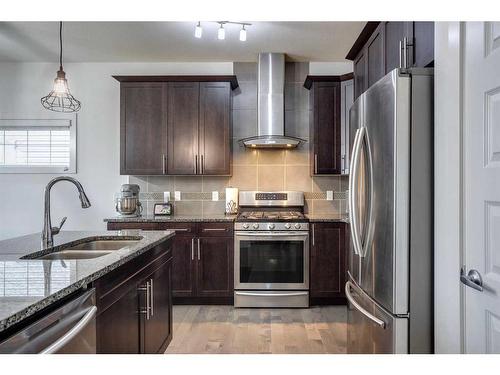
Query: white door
463,21,500,353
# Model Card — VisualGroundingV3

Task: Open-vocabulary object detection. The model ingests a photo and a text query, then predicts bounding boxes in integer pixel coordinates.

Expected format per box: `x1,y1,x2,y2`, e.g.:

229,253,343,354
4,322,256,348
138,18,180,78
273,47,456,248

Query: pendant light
41,21,81,113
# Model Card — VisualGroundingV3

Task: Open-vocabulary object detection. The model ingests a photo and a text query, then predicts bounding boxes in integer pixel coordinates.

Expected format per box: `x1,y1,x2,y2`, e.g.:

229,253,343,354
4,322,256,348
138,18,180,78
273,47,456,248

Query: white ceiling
0,21,365,63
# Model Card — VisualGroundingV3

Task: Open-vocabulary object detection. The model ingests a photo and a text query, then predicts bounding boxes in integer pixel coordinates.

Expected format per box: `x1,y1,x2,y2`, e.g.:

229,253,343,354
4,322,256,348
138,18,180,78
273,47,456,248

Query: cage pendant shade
41,68,81,112
41,21,81,113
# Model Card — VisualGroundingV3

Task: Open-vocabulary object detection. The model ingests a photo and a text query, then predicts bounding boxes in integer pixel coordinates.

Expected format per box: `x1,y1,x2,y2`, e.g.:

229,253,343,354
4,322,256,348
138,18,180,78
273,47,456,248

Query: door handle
138,281,151,320
348,128,363,256
314,154,318,174
399,40,403,68
40,306,97,354
311,224,315,246
197,238,201,260
201,155,204,174
345,281,385,329
194,155,198,174
162,154,166,174
149,278,154,317
191,238,195,260
460,267,484,292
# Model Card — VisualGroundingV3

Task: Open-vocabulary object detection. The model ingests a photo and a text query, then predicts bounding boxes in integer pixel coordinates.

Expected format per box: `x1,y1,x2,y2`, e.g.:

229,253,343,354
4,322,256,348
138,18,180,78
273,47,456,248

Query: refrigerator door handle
345,281,386,329
349,127,363,256
359,127,375,258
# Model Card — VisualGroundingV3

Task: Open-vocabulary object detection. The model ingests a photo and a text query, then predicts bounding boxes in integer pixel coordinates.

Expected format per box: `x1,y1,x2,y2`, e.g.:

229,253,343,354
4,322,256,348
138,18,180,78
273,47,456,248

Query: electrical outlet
326,190,334,201
212,191,219,201
174,191,181,201
163,191,170,202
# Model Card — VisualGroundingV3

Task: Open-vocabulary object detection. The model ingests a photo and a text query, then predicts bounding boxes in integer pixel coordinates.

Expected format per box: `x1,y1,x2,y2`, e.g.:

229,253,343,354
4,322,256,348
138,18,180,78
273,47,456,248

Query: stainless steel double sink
25,237,142,260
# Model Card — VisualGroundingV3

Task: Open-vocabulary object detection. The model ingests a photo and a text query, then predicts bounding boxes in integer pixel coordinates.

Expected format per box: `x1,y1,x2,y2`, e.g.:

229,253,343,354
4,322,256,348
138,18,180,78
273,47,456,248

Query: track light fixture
194,21,251,41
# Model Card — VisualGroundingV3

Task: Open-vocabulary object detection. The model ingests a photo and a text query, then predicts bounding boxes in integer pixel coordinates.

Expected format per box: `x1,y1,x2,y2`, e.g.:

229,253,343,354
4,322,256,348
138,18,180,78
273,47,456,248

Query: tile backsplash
130,62,348,216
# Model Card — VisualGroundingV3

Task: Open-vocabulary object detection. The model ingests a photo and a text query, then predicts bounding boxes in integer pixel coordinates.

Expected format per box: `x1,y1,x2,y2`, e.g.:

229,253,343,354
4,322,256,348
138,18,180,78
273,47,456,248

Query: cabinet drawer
107,222,160,231
198,222,233,236
156,222,196,236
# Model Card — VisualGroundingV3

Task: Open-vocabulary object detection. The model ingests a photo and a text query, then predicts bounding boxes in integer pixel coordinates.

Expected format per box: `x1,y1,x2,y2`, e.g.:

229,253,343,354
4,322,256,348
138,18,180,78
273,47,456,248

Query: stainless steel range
234,191,309,308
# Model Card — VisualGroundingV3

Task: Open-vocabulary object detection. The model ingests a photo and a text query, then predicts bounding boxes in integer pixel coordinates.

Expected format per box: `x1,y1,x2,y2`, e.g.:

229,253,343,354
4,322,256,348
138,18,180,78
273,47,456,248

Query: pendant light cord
59,21,63,70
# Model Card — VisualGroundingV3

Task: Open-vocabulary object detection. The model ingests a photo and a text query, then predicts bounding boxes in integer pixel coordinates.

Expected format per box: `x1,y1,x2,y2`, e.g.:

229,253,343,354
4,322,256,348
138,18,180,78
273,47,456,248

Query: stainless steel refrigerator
346,68,434,354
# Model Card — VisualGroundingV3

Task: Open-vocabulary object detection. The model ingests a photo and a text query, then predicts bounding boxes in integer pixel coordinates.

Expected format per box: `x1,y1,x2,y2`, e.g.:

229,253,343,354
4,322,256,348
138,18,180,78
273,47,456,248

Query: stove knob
294,223,302,229
284,223,291,229
268,223,275,230
242,223,249,229
252,223,260,229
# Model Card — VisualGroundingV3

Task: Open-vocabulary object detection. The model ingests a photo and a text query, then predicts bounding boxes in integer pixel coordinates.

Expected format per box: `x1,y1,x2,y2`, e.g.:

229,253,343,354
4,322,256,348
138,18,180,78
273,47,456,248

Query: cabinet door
353,51,367,99
171,235,196,297
97,285,140,353
142,258,173,354
167,82,199,175
310,223,346,300
196,237,233,297
413,22,434,67
366,24,385,87
384,22,413,73
312,82,341,175
120,83,166,175
199,82,232,175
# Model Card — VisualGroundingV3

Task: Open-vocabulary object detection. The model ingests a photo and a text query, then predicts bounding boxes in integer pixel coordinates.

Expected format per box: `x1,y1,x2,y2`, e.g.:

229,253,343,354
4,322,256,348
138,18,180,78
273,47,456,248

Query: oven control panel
255,192,287,201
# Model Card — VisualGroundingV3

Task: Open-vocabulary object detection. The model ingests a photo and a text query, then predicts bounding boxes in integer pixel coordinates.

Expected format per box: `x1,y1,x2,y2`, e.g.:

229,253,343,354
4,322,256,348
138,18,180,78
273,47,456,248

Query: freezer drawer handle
235,291,308,297
40,306,97,354
345,281,386,329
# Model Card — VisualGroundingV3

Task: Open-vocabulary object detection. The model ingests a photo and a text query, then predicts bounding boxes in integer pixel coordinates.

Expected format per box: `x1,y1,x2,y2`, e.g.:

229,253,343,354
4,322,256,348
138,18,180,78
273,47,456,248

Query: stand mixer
115,184,142,217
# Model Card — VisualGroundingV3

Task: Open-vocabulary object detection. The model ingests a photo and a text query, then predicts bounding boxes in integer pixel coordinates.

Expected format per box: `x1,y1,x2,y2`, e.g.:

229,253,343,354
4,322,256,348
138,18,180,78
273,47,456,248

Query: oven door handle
235,231,309,237
235,291,309,297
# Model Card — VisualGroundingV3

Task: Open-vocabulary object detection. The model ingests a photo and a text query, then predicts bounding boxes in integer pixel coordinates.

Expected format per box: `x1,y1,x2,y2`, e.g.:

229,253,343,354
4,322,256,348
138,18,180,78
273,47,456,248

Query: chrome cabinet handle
162,154,166,174
194,155,198,174
312,224,315,246
314,154,318,174
345,281,385,329
40,306,97,354
201,155,204,174
460,268,484,292
173,228,190,232
191,238,195,260
150,278,154,317
138,282,151,320
197,238,201,260
399,40,403,68
202,228,227,232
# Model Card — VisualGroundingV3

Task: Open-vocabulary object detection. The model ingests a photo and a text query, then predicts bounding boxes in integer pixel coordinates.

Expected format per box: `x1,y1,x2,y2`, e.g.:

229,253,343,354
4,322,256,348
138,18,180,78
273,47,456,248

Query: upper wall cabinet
115,76,238,176
304,74,353,175
347,21,434,99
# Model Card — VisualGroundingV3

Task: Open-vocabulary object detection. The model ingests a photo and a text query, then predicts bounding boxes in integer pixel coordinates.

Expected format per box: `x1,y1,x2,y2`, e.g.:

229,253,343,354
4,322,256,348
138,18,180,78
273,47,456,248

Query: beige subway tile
233,138,258,165
202,201,226,215
258,149,285,165
285,165,312,192
229,165,258,190
258,166,285,191
313,200,342,215
173,201,203,215
174,176,202,192
202,176,230,192
285,141,310,166
312,176,341,192
147,176,174,192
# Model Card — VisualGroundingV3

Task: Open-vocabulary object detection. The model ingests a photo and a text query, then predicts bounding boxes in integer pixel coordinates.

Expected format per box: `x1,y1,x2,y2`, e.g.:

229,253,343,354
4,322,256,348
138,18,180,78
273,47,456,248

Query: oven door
234,231,309,290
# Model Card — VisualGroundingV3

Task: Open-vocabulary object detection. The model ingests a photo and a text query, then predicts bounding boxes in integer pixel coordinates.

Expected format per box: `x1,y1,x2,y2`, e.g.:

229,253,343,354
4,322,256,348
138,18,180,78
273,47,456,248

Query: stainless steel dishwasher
0,289,97,354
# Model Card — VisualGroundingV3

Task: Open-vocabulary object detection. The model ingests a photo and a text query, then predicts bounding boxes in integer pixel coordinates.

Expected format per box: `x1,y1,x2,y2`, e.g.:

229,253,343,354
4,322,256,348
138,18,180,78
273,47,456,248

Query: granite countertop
104,214,237,223
0,230,174,333
305,214,349,223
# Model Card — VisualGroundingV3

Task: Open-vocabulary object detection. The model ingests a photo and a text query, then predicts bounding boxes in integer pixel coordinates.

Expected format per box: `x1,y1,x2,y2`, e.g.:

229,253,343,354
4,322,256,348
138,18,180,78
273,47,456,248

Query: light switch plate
174,191,181,201
326,190,334,201
212,191,219,201
163,191,170,202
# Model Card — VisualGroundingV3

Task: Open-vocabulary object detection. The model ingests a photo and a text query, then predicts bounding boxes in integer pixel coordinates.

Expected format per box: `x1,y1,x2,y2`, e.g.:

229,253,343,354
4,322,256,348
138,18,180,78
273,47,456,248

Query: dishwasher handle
40,306,97,354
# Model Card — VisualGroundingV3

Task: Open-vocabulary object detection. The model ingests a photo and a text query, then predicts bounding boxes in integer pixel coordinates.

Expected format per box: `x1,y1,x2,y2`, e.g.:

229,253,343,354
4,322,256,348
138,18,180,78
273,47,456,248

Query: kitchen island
0,230,175,353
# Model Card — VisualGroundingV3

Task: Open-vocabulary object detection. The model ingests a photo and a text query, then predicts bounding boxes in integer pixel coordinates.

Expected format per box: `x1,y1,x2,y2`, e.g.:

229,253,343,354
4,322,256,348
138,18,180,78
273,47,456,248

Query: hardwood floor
165,305,347,354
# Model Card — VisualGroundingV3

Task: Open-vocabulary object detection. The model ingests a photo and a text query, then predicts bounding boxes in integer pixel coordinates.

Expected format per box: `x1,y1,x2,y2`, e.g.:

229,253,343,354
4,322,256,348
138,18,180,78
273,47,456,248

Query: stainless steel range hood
239,53,306,149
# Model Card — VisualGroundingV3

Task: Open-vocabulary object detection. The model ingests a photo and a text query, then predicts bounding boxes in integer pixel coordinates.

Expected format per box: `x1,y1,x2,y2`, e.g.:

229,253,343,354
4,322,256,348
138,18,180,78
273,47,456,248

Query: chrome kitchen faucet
42,176,91,248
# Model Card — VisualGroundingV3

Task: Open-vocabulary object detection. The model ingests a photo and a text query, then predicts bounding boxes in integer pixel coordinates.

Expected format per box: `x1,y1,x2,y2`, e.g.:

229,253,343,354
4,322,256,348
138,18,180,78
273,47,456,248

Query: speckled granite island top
104,214,237,223
0,230,174,333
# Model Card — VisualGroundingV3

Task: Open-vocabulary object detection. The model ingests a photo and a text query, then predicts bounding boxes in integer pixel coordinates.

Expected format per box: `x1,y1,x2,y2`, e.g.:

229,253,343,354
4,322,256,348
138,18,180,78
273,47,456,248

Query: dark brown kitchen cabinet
167,82,200,175
347,22,434,99
304,75,353,176
310,222,346,305
115,75,237,176
199,82,232,175
107,221,234,304
120,82,166,175
197,236,234,298
141,258,173,354
95,238,173,354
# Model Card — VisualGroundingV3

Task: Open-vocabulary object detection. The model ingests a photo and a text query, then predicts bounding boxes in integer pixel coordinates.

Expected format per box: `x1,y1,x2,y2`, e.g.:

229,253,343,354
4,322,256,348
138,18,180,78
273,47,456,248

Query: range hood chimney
239,53,306,149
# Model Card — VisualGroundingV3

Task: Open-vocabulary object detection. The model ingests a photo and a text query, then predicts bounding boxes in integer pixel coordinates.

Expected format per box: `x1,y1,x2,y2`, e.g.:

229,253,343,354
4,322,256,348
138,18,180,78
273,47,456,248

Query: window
0,116,76,173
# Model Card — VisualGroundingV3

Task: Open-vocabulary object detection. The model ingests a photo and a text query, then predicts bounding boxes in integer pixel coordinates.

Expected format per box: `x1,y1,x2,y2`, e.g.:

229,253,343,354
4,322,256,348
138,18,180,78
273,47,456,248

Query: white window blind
0,117,76,173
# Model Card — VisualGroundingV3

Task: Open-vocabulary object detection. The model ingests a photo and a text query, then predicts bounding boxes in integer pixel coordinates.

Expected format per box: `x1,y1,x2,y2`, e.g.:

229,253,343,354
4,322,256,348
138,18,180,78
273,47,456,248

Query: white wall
434,22,463,353
309,61,353,75
0,62,233,240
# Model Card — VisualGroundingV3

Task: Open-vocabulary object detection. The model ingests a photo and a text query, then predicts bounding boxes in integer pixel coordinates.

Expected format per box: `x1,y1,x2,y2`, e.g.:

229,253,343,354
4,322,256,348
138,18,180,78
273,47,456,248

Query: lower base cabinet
94,239,173,354
310,222,346,305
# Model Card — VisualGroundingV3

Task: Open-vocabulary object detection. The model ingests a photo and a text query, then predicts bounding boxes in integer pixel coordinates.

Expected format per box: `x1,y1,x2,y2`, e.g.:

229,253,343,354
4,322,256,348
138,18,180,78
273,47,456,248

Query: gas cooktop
236,211,307,222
